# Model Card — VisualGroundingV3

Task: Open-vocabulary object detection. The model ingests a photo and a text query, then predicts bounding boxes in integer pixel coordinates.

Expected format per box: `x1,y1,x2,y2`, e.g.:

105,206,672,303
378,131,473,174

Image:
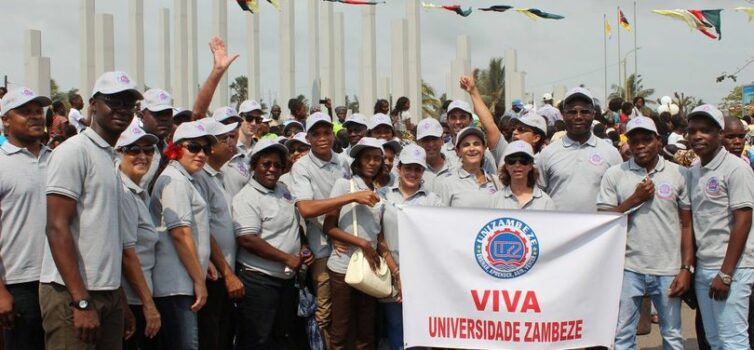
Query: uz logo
492,241,522,260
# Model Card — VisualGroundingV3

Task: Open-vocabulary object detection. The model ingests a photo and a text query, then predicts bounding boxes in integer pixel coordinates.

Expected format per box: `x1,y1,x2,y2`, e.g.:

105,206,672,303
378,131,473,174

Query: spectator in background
390,97,412,139
288,98,308,126
668,114,687,146
67,94,88,133
269,104,282,131
0,87,7,99
620,102,633,125
374,99,390,115
538,93,563,127
607,97,624,126
632,96,649,117
48,101,68,139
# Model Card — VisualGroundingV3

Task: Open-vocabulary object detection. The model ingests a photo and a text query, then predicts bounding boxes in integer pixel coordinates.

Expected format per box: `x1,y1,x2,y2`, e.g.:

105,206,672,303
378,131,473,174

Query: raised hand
208,36,239,72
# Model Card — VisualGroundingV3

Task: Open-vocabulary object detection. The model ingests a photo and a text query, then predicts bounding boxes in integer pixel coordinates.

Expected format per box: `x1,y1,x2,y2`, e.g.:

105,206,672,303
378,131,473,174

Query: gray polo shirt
194,165,237,268
278,172,293,189
597,157,690,275
688,148,754,269
232,177,301,279
149,162,212,297
423,154,453,193
434,167,502,207
0,142,50,284
441,140,499,175
41,128,126,291
120,172,159,305
290,151,349,259
491,186,556,210
222,151,251,198
537,134,622,212
138,141,164,190
489,137,510,167
326,176,384,274
378,185,442,265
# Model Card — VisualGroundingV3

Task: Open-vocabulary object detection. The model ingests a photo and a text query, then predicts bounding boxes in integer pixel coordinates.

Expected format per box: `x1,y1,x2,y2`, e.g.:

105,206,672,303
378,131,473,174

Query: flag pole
634,1,638,84
604,14,608,105
617,6,622,101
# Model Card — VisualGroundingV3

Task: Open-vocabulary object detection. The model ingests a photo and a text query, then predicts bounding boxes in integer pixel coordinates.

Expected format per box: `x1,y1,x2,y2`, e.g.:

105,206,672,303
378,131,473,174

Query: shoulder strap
350,179,358,237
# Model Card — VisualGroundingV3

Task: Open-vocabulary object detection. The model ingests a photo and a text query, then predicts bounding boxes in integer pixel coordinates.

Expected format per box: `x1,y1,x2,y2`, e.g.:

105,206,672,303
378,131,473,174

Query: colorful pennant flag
605,17,612,38
237,0,259,13
653,9,723,40
516,8,565,20
421,2,473,17
735,7,754,22
267,0,280,10
323,0,385,5
478,5,513,12
619,8,632,31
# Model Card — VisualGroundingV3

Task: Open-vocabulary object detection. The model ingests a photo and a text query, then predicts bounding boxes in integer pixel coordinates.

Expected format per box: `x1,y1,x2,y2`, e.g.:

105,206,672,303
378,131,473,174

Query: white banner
398,207,627,350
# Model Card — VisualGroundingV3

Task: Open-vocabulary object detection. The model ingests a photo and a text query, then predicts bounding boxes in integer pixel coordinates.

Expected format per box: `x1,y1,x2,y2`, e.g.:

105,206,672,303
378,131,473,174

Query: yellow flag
736,7,754,22
605,17,612,38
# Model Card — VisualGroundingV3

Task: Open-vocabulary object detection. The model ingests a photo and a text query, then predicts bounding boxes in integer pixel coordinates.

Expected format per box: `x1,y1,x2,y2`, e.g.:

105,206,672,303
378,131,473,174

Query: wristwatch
70,299,91,310
718,271,733,285
680,265,694,274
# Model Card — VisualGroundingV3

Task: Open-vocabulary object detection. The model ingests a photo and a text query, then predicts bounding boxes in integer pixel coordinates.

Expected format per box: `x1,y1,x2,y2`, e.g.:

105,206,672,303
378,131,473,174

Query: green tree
229,76,248,110
49,79,79,109
421,81,441,118
720,85,744,118
672,92,703,116
609,74,655,102
474,57,505,114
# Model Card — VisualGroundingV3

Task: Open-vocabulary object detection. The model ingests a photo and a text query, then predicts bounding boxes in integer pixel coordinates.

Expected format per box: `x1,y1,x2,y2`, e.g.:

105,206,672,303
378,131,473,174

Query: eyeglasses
96,96,137,112
243,115,263,124
258,161,284,170
183,142,212,155
118,145,156,156
504,156,533,166
564,109,595,117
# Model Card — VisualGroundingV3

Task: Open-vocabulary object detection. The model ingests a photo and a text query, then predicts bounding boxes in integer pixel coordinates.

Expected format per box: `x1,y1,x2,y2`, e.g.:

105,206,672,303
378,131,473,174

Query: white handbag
344,180,392,298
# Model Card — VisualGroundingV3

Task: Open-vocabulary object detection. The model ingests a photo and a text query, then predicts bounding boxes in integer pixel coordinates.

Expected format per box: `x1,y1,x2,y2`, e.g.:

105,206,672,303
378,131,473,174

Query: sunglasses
119,145,156,156
96,96,137,112
243,115,263,123
183,142,212,155
513,125,534,134
258,161,284,170
504,156,533,166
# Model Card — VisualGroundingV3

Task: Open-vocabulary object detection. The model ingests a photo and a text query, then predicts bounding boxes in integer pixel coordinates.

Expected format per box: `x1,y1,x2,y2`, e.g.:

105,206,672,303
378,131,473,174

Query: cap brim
455,129,486,148
307,119,332,132
349,144,382,158
252,143,289,158
285,138,311,148
369,122,392,131
343,121,368,128
144,104,174,113
687,111,723,129
399,159,427,168
511,118,546,135
93,88,143,100
563,93,593,106
625,126,658,136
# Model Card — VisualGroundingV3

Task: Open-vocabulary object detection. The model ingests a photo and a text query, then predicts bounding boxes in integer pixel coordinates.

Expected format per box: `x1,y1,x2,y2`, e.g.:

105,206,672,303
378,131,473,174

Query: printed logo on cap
196,124,206,132
475,217,539,279
131,126,143,135
226,107,234,114
705,176,722,197
22,89,34,96
413,148,422,157
159,92,169,101
117,73,130,84
656,182,675,200
589,153,604,166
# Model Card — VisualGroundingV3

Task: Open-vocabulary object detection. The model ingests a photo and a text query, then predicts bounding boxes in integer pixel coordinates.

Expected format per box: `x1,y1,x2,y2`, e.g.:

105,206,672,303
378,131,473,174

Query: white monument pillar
279,0,295,108
406,0,422,121
212,0,229,108
333,12,346,107
360,6,377,116
504,48,518,108
450,35,470,102
321,2,335,102
94,14,115,77
24,30,41,80
173,0,188,107
159,8,171,93
308,0,321,104
390,19,408,101
246,12,261,101
186,0,199,104
27,57,51,98
129,0,145,91
80,0,95,93
378,77,390,101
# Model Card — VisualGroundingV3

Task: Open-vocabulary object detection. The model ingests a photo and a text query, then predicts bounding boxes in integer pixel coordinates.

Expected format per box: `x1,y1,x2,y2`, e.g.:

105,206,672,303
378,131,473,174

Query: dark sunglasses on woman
118,145,156,156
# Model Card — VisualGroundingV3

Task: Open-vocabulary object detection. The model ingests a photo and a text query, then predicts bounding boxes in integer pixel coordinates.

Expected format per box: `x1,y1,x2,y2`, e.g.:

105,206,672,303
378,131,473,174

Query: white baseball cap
306,112,333,132
91,71,143,99
251,138,288,159
625,116,658,136
198,117,238,136
349,137,384,158
398,143,427,169
513,114,547,135
381,138,403,154
238,100,263,114
416,117,443,140
343,113,369,128
688,104,724,129
172,120,218,144
369,113,393,130
542,93,553,101
262,115,273,123
0,87,51,116
285,132,311,148
212,106,242,123
502,140,535,160
283,120,305,134
116,122,159,148
454,127,486,148
447,100,472,115
173,108,193,120
563,87,594,107
141,89,173,112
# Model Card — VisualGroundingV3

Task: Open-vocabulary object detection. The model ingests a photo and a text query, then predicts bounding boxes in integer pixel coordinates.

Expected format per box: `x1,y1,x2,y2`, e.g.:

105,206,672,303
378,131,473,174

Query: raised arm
460,71,502,149
192,36,239,121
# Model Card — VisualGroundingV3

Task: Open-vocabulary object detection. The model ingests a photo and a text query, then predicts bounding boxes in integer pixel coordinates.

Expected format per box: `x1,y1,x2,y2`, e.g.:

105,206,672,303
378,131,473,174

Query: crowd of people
1,36,754,350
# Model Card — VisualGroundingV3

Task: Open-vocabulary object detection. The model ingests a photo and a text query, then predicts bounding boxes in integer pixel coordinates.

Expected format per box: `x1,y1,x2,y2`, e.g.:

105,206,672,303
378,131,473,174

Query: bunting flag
323,0,385,5
619,8,632,31
653,9,723,40
735,7,754,22
267,0,280,10
515,8,565,20
421,2,473,17
237,0,259,13
605,16,612,38
478,5,513,12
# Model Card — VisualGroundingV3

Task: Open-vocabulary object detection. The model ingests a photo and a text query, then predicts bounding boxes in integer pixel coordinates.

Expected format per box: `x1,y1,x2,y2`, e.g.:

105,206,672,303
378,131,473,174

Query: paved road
636,304,699,350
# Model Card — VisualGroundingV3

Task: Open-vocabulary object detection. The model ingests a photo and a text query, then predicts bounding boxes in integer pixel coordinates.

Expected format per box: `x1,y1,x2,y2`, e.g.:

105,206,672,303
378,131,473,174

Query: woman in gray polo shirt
149,121,216,350
323,137,386,350
116,125,162,349
491,140,555,210
434,127,502,208
232,139,314,348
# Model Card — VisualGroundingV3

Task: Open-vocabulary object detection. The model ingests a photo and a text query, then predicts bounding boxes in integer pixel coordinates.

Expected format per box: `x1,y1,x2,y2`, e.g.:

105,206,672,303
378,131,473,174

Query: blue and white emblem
474,217,539,279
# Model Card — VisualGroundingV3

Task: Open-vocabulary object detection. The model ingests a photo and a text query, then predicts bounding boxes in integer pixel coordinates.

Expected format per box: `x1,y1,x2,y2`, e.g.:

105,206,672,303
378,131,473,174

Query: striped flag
619,8,632,31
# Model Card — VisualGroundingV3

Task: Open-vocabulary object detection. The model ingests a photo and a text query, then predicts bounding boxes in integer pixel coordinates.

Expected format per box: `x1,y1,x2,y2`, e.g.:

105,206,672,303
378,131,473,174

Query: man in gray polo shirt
597,117,693,350
290,112,379,346
416,117,453,191
686,104,754,349
441,100,499,174
137,88,174,190
537,87,622,212
41,71,142,348
0,87,52,350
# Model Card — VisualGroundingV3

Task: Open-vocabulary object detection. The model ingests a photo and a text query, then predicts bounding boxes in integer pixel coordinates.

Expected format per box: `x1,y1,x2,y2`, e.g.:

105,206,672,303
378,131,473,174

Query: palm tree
229,76,248,110
421,81,441,118
474,58,505,114
609,74,655,102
